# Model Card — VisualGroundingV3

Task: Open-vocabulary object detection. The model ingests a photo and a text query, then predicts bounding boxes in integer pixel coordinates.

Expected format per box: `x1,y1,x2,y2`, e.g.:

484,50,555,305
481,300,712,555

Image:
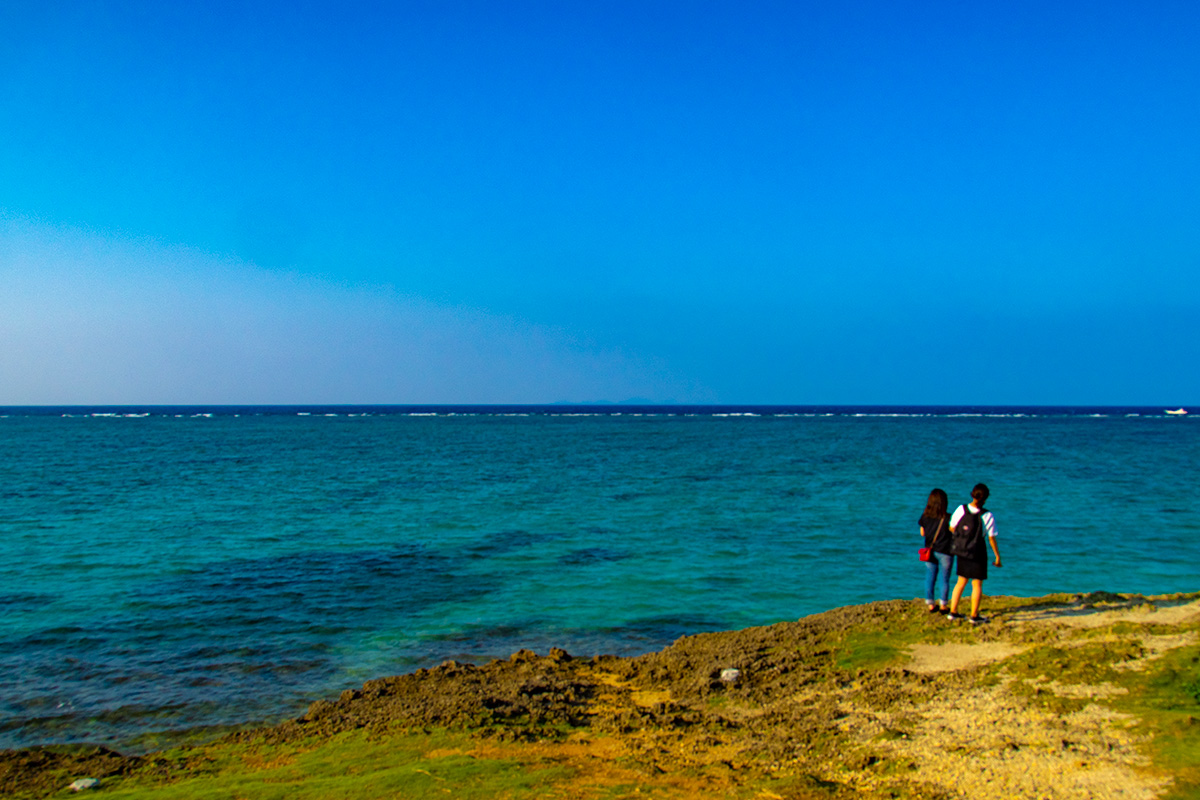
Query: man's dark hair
971,483,990,504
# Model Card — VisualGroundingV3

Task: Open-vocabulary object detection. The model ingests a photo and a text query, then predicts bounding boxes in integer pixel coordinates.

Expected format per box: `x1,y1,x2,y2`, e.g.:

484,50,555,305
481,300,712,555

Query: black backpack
950,505,987,558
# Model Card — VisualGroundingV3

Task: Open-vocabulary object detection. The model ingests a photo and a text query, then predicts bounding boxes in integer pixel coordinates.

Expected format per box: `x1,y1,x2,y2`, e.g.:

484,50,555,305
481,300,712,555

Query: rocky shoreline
4,591,1198,799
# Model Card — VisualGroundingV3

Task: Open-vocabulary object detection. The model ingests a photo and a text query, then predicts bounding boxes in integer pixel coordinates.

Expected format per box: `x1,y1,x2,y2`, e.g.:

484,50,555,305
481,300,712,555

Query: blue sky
2,1,1197,404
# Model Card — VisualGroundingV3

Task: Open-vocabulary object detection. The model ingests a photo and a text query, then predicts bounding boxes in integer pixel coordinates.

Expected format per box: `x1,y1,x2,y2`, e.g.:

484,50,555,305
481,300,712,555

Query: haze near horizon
2,1,1197,405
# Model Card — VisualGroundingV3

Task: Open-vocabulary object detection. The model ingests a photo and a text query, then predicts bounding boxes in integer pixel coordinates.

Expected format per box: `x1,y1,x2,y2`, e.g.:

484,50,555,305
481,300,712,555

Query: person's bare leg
949,576,968,615
970,579,983,618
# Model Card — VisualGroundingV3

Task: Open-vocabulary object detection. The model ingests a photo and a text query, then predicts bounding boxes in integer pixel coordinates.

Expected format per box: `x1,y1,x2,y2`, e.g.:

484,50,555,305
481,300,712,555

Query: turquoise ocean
1,405,1196,751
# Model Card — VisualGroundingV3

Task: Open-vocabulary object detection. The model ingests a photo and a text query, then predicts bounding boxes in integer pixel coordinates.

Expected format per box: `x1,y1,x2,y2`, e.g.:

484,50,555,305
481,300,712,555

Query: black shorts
957,556,988,581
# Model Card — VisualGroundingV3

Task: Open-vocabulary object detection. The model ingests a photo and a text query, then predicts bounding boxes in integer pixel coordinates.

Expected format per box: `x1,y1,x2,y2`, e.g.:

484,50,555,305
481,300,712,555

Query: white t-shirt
950,503,997,538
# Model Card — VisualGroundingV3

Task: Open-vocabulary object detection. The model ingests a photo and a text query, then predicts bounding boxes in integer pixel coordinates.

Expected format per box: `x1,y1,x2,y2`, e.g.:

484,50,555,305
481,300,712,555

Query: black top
919,513,951,553
953,504,989,562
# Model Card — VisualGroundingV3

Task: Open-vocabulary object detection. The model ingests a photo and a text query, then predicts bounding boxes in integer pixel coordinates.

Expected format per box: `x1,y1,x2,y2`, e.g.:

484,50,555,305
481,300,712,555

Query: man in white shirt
947,483,1002,624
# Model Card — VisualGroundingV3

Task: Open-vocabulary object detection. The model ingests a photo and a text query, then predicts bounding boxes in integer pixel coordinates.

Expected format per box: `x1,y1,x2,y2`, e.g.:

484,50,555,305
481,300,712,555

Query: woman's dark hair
971,483,990,505
924,488,949,519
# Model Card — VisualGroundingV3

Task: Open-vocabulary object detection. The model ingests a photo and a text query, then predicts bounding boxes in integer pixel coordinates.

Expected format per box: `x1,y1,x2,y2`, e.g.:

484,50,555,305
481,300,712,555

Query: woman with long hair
919,488,954,612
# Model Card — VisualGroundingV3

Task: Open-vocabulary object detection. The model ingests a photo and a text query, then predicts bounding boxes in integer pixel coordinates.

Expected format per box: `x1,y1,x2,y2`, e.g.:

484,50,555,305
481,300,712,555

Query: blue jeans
924,552,954,606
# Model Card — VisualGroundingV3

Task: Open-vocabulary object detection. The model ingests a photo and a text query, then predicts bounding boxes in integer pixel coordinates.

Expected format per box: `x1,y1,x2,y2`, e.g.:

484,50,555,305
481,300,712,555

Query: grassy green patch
1115,644,1200,800
1004,678,1088,716
824,602,971,672
997,638,1147,716
704,694,732,710
835,631,905,670
1006,639,1144,685
77,729,572,800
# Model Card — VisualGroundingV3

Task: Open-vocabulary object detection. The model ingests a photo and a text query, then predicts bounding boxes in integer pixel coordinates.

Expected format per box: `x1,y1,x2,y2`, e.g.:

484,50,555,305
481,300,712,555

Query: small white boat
1165,408,1188,415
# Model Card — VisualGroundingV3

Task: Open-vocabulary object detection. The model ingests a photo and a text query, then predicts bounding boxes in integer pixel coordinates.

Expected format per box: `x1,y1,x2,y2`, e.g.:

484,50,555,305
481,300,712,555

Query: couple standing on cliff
919,483,1003,624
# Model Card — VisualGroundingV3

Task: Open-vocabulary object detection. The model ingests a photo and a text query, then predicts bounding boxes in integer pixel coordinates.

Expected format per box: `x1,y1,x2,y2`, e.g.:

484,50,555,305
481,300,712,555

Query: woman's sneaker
946,612,965,621
969,616,990,625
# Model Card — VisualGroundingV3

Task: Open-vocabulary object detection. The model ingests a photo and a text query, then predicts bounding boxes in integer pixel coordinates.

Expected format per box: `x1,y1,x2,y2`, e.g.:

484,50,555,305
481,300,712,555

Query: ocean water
1,405,1196,751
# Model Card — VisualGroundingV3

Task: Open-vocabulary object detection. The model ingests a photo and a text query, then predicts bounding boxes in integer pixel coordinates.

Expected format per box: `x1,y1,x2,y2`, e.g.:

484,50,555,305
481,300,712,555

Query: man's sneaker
969,616,990,625
946,612,965,621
